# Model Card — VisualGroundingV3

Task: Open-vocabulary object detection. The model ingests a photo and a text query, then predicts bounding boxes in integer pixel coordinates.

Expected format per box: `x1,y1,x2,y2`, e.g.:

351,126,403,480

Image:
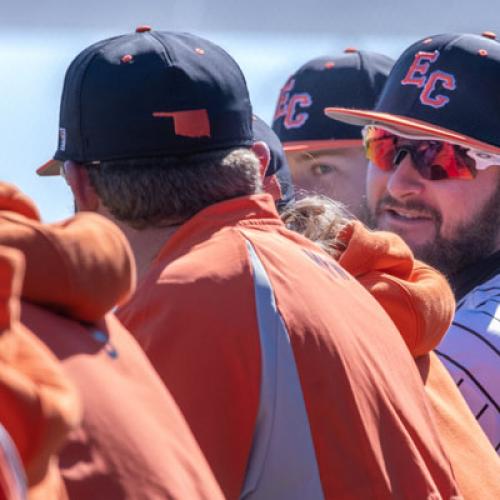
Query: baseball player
39,27,461,498
327,32,500,452
272,50,393,220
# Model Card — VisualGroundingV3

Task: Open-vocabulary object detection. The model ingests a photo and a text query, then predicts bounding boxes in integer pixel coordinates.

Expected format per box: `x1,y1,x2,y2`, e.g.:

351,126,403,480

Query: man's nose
386,150,425,199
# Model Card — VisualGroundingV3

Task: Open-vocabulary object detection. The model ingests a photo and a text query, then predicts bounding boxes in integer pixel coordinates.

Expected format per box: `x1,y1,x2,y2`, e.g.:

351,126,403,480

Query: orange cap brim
283,138,363,153
324,107,500,155
37,159,62,176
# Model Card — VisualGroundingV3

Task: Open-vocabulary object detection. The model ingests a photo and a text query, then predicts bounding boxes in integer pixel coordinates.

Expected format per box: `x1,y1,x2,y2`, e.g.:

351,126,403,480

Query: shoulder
458,273,500,313
436,274,500,399
452,273,500,346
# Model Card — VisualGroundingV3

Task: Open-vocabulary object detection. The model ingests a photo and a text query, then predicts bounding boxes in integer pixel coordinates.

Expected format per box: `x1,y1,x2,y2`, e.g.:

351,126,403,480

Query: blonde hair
281,195,352,259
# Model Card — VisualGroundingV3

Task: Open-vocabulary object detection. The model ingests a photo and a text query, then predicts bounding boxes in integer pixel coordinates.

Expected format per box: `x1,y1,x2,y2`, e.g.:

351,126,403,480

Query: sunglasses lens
364,127,476,180
417,143,475,180
446,146,476,180
364,127,396,171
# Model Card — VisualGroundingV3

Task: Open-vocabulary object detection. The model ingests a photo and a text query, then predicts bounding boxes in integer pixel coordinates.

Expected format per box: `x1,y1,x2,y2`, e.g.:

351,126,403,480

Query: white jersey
436,272,500,453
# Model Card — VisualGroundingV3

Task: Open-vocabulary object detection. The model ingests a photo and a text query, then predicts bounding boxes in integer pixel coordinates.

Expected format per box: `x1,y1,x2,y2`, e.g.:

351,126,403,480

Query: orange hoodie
0,244,80,500
338,221,500,499
0,183,223,500
118,194,460,499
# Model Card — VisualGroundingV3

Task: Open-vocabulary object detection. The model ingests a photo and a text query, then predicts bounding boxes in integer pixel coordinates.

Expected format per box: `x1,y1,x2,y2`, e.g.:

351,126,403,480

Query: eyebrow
302,150,340,161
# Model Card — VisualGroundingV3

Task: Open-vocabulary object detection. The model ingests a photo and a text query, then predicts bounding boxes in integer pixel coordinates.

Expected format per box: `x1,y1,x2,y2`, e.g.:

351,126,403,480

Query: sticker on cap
401,50,456,109
59,128,66,151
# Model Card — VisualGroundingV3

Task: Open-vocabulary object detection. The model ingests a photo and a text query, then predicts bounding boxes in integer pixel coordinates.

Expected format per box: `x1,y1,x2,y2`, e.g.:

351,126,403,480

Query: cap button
136,25,152,33
344,47,358,53
482,31,496,40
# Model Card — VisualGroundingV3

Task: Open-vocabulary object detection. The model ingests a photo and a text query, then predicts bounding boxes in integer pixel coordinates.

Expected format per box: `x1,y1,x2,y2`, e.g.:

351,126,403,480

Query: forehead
290,147,364,162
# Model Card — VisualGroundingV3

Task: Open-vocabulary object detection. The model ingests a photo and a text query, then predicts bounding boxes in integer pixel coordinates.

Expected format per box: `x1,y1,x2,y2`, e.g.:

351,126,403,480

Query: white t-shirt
436,273,500,453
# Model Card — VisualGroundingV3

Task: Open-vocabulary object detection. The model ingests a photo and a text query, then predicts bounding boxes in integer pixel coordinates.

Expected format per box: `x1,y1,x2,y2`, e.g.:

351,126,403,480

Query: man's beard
365,183,500,279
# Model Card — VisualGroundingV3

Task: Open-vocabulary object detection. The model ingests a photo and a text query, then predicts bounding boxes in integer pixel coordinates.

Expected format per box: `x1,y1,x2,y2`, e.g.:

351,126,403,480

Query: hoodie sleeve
0,182,136,323
0,245,81,497
338,221,455,357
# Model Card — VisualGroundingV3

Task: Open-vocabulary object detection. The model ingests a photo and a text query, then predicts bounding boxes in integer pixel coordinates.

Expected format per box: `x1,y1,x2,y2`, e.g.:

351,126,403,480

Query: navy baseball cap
38,27,253,175
326,32,500,154
272,49,394,152
252,115,295,209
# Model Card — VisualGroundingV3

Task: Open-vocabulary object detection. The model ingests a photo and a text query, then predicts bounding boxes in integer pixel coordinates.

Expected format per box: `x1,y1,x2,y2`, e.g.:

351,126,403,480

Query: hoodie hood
0,182,136,323
338,221,454,357
0,245,80,496
0,184,40,221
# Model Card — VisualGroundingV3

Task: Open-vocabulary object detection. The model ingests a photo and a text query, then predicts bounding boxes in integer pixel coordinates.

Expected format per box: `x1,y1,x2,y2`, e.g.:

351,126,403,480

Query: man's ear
251,141,271,179
62,161,100,212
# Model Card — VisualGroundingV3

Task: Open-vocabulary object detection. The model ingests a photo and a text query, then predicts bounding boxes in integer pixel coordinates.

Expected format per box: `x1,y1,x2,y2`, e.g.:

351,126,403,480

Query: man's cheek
290,170,315,192
365,163,385,215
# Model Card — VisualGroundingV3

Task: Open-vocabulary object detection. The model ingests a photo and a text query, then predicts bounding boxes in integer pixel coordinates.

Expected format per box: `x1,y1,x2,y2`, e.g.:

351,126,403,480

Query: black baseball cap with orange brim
325,32,500,155
272,50,394,153
37,27,253,176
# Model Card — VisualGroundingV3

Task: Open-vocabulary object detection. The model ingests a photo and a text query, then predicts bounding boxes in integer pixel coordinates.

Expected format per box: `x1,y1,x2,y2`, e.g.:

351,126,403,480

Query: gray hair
85,148,263,229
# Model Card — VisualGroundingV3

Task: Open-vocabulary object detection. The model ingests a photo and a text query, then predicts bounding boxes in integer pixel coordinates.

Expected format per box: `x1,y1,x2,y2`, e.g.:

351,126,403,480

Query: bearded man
327,32,500,452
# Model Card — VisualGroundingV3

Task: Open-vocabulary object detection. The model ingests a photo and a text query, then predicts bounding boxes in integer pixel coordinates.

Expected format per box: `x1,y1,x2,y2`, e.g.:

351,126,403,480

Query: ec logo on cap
273,79,312,129
401,50,457,109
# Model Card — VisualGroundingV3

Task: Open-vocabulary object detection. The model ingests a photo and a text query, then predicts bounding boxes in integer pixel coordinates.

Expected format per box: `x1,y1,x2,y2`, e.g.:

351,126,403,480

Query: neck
128,226,180,283
91,203,181,283
114,220,179,283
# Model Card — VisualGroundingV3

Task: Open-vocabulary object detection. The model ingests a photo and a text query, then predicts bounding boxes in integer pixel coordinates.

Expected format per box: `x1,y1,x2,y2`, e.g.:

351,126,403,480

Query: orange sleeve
338,221,455,356
0,183,40,221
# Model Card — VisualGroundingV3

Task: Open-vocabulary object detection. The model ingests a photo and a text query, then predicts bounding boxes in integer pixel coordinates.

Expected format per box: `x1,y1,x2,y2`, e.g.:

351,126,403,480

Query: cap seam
149,31,175,66
64,36,123,160
441,33,465,52
149,32,194,110
78,48,108,162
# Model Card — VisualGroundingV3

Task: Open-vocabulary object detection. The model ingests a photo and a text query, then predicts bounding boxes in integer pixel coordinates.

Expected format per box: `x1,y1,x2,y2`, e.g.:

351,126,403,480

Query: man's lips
378,205,435,222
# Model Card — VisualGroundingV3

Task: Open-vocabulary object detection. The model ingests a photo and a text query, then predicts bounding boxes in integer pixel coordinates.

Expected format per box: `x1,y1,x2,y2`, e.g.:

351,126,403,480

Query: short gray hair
85,148,262,229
